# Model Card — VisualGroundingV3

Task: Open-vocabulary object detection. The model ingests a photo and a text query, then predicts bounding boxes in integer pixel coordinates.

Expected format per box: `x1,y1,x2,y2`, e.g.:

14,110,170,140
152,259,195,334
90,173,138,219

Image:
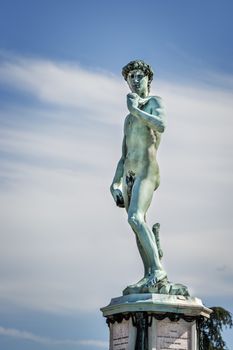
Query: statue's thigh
129,177,155,215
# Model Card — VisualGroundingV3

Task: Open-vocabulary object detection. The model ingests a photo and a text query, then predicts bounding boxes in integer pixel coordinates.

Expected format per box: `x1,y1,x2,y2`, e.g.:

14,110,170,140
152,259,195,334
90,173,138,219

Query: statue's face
127,69,149,97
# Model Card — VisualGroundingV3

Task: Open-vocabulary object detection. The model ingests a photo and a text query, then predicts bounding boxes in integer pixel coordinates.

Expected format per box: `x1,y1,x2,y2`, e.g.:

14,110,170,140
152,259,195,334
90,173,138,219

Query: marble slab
156,318,193,350
110,318,136,350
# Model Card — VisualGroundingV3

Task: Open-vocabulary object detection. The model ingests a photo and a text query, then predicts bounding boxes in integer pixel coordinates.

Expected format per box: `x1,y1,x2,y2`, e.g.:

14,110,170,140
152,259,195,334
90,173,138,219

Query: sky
0,0,232,349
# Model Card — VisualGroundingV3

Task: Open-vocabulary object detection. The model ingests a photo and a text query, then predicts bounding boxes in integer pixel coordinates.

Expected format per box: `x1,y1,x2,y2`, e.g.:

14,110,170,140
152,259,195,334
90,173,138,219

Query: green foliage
200,307,232,350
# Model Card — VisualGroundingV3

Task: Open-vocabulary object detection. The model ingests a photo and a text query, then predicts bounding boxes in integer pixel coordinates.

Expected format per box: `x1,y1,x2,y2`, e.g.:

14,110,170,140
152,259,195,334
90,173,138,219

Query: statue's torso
124,97,161,181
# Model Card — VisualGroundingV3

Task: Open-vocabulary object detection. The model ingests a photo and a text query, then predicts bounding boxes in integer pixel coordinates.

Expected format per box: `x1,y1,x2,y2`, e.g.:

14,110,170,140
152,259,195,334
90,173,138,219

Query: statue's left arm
127,94,166,133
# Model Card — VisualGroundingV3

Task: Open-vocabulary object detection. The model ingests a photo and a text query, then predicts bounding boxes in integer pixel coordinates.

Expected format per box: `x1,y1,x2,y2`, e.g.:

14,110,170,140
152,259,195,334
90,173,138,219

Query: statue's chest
127,114,144,132
128,102,150,129
126,111,158,145
126,116,151,143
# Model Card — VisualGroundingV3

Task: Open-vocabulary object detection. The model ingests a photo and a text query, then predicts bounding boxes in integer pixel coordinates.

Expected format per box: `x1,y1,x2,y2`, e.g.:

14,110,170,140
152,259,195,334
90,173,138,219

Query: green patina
110,60,188,296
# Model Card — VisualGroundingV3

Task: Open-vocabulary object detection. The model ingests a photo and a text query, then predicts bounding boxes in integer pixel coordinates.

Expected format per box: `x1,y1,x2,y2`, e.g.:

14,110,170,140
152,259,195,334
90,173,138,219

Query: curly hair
122,60,154,91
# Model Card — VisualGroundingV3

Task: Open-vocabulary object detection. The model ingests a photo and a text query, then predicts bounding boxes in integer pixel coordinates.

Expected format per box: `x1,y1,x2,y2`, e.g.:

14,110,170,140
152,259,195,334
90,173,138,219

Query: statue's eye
131,74,134,79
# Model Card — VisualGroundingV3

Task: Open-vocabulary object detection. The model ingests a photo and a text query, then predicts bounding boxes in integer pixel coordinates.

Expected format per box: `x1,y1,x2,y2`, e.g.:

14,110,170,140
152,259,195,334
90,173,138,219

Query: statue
110,60,189,296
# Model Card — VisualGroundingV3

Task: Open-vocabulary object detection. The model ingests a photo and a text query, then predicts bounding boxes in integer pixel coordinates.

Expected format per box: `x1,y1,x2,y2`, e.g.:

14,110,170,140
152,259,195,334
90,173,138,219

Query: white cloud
0,55,127,124
0,56,232,313
0,326,108,348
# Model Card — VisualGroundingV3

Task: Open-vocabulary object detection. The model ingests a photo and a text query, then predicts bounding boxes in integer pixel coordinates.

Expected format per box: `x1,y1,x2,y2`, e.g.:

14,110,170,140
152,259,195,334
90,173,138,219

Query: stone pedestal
101,294,212,350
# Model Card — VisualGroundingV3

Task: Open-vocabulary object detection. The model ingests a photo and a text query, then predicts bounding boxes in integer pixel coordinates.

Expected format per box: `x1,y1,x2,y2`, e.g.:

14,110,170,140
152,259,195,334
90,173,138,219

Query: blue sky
0,1,232,349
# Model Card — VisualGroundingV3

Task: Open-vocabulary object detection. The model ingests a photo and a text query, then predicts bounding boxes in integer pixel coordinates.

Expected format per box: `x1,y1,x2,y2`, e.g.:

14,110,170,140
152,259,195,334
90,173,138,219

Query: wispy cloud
0,55,232,313
0,326,108,348
0,55,127,124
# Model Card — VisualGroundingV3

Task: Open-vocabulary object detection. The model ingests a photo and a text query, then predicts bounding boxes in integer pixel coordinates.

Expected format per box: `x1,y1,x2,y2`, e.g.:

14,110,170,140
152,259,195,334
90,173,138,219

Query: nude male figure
110,60,167,294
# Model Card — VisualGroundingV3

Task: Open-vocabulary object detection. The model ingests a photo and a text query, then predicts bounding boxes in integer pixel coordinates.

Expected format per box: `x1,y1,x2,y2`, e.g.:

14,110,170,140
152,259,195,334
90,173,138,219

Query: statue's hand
111,188,125,208
127,93,139,113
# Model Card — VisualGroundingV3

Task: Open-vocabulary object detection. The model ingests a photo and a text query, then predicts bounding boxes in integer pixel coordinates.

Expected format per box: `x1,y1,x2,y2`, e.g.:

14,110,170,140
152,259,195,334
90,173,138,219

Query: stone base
101,294,212,350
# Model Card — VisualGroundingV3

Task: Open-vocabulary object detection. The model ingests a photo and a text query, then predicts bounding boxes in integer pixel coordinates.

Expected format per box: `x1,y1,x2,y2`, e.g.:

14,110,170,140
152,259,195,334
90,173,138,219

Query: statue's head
122,60,154,93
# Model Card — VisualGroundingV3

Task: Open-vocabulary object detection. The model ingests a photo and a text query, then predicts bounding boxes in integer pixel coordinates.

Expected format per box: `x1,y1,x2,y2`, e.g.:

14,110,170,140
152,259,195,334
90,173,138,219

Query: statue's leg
127,177,167,285
122,175,150,277
136,236,150,276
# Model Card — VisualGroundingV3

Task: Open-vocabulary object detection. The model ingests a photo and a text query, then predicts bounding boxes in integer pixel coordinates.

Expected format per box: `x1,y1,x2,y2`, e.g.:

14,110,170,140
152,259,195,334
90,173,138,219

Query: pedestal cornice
101,293,212,319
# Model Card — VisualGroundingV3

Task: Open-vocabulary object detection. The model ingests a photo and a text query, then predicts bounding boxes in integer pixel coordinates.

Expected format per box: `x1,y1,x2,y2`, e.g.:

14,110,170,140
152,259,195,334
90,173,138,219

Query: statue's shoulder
149,95,164,107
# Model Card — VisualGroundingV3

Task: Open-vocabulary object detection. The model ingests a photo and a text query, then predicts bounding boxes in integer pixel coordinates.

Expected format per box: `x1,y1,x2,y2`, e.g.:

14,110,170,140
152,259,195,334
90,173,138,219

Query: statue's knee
128,212,141,229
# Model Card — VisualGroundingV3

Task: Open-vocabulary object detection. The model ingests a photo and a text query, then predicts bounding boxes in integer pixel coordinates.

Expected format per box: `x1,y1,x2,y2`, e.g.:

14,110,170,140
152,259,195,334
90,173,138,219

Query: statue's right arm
110,134,127,208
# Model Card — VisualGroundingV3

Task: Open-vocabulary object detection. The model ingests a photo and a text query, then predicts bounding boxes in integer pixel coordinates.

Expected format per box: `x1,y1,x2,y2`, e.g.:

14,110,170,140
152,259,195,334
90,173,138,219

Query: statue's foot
146,270,167,287
141,276,190,296
123,276,149,295
123,271,169,295
140,270,168,293
169,283,190,297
